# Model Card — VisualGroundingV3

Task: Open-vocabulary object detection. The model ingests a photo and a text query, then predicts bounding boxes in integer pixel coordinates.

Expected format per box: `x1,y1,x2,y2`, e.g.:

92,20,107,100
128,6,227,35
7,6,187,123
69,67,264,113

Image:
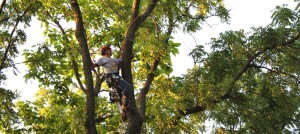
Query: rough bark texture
120,0,158,133
69,0,97,133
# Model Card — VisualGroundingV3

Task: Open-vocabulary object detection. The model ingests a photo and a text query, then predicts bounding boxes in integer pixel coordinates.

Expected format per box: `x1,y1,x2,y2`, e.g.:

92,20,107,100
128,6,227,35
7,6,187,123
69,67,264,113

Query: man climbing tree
92,45,131,121
18,0,229,133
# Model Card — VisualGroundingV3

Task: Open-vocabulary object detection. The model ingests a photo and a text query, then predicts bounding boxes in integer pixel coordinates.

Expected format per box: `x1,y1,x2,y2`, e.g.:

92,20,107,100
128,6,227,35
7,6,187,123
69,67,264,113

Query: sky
2,0,298,101
172,0,298,76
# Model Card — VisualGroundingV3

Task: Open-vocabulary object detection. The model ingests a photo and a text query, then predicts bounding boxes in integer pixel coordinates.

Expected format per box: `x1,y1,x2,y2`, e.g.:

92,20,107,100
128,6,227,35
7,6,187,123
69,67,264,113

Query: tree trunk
120,0,158,133
69,0,97,133
121,19,144,134
69,0,158,133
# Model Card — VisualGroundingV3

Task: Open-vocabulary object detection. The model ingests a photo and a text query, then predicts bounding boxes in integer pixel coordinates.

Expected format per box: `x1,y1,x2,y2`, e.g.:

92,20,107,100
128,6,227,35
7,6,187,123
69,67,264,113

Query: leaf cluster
0,0,41,82
1,0,231,133
185,3,300,133
0,88,20,133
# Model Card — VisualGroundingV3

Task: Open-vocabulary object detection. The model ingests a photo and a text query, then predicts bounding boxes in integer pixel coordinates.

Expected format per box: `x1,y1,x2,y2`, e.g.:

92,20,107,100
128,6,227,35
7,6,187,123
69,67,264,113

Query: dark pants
117,78,131,97
105,73,131,102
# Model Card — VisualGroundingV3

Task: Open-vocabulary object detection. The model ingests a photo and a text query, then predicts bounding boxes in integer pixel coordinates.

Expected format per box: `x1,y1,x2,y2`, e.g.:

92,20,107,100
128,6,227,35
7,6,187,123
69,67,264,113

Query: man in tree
92,45,131,121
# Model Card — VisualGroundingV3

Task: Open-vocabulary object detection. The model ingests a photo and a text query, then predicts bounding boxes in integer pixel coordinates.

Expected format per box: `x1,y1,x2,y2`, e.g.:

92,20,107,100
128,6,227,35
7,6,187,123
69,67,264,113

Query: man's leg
118,79,131,122
118,79,132,108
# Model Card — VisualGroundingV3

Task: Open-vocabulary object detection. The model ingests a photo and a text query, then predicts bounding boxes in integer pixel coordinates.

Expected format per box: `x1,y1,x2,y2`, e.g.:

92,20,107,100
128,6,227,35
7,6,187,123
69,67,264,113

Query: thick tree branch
69,0,97,133
173,31,300,124
120,0,158,133
177,105,206,116
131,0,140,22
172,32,300,126
138,58,160,119
185,33,300,111
232,51,261,83
139,3,174,119
229,33,300,91
172,91,241,126
69,0,94,94
181,93,234,115
138,0,158,22
169,25,300,129
121,0,158,82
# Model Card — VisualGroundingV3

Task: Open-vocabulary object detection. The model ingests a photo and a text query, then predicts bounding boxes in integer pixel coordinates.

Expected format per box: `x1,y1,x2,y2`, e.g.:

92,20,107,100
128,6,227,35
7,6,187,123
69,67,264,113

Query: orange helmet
100,46,111,56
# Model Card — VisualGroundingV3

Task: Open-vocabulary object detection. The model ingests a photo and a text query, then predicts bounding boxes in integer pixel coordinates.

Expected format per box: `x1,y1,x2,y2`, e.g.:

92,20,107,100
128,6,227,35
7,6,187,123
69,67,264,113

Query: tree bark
69,0,97,133
138,8,175,119
138,58,159,119
120,0,158,133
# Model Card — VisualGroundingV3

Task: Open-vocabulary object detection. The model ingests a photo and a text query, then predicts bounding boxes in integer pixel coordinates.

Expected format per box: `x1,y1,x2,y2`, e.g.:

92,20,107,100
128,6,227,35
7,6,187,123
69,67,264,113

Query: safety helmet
100,46,111,56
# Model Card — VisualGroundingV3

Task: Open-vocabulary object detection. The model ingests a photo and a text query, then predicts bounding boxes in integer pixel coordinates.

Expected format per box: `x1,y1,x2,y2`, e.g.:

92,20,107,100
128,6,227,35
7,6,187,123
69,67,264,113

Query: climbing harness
105,73,128,122
92,45,131,122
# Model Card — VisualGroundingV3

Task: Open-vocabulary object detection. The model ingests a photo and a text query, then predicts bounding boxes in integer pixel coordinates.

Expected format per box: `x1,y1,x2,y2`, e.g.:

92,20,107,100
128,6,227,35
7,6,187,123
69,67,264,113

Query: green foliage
0,88,20,133
15,88,87,133
23,43,75,90
2,0,300,133
272,4,297,27
0,0,41,81
1,0,266,133
186,4,300,133
189,45,207,64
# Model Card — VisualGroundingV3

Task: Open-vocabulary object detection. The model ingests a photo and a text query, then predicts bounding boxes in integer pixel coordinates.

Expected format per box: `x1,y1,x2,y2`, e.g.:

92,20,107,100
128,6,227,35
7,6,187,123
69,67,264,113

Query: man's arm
91,59,99,68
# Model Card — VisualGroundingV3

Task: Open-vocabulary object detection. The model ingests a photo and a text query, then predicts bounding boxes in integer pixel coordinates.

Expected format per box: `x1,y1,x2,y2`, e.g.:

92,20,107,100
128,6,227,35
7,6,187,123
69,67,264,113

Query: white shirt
95,57,121,74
